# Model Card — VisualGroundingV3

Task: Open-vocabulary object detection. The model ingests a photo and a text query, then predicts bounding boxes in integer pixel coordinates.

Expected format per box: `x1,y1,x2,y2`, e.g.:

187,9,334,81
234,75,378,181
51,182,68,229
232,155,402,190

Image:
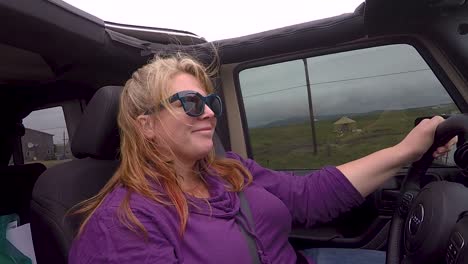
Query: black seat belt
215,136,260,263
237,191,261,264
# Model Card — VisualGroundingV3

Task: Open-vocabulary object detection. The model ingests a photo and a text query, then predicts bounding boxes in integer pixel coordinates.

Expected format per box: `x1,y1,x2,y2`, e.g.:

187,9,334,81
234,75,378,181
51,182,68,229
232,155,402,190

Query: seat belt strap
237,191,261,264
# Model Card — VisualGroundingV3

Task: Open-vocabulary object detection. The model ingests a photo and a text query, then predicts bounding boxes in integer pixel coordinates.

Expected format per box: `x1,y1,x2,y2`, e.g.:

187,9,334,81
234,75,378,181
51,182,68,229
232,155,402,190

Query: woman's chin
195,143,214,158
179,140,214,161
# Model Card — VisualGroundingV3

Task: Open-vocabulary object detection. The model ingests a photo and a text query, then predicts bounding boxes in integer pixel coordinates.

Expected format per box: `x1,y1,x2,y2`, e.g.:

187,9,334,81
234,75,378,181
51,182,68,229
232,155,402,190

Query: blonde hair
74,53,252,237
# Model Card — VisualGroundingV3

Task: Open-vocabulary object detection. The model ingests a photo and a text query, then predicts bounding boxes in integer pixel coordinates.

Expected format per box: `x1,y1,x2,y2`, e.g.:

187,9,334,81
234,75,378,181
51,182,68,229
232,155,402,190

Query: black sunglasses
146,90,223,117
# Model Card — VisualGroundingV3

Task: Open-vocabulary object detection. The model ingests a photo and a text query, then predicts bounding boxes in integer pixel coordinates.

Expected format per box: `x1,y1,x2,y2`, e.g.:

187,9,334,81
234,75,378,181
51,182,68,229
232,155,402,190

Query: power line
243,68,430,99
243,84,306,98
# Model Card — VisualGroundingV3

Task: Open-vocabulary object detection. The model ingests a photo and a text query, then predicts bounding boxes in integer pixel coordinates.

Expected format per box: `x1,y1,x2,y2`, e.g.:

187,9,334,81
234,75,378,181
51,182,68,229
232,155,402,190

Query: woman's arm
228,152,365,226
337,116,455,197
227,117,455,226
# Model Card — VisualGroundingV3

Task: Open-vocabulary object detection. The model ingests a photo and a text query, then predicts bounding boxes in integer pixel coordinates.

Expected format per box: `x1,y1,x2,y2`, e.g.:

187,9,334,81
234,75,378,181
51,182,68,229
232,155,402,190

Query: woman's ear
136,115,157,139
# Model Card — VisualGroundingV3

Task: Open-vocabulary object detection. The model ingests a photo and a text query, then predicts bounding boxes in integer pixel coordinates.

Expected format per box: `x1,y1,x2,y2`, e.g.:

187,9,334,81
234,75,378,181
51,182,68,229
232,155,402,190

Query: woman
68,53,454,264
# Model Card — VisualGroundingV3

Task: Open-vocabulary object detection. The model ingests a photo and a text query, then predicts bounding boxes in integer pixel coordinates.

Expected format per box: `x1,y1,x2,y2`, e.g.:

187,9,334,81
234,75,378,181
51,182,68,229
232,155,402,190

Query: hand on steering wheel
386,114,468,264
396,116,456,163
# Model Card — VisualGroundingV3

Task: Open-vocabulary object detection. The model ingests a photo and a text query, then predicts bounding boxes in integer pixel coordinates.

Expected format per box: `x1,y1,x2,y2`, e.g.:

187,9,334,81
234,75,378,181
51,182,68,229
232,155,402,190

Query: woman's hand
338,115,457,197
395,116,457,162
434,136,458,158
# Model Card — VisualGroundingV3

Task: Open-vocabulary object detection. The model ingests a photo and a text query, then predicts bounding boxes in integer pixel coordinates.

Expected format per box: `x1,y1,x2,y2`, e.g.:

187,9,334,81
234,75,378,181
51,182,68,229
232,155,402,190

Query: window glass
22,106,71,168
239,44,459,170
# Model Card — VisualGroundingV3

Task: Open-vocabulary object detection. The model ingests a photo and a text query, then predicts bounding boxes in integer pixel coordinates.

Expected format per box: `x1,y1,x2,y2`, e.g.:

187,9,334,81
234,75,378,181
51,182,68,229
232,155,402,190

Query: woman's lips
193,127,212,133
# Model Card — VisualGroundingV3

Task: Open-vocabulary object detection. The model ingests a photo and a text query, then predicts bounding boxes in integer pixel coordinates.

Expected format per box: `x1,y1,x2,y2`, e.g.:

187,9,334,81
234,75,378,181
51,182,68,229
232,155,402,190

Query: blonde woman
69,54,453,264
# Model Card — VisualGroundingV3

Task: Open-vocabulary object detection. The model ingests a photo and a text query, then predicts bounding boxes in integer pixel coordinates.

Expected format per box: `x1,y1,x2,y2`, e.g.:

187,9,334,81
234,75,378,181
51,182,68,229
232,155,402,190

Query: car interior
1,0,468,263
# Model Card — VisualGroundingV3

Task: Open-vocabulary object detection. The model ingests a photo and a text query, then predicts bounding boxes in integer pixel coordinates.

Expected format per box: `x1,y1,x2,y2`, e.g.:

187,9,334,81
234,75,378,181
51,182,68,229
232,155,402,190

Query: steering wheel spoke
398,191,418,218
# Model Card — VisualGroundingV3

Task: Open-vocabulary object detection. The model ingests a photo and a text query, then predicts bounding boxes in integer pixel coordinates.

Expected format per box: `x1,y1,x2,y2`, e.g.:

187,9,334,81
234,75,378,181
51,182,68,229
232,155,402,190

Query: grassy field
249,104,459,169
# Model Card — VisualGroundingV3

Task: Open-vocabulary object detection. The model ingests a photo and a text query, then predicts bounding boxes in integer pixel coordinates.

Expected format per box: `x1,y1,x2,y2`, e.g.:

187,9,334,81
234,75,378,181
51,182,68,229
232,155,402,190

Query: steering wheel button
446,253,455,264
451,232,465,248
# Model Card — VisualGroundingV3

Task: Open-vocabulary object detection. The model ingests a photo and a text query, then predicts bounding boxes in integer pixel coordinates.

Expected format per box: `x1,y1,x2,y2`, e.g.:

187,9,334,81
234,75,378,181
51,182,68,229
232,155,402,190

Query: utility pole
63,130,66,159
303,58,318,155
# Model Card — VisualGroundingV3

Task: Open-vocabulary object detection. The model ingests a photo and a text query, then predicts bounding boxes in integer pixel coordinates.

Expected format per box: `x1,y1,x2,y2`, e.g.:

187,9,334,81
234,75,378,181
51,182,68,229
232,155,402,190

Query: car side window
238,44,460,170
21,106,71,168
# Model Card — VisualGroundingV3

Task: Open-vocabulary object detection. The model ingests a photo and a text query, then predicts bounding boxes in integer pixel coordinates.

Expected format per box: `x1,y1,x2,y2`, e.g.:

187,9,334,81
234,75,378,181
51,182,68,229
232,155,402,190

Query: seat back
0,163,46,224
30,86,122,264
0,121,46,224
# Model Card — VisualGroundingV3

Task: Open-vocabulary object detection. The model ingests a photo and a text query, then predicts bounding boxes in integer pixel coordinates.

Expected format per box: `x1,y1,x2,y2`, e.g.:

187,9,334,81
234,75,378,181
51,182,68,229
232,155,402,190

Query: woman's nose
200,104,215,119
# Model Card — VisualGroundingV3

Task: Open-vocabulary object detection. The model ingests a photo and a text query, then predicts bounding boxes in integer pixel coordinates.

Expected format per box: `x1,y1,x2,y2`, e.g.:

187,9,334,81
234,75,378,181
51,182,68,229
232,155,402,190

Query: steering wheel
386,114,468,264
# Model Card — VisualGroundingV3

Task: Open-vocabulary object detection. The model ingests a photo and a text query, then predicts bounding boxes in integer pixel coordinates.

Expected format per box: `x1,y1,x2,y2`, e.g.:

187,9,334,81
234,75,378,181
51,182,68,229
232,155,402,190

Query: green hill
249,104,459,169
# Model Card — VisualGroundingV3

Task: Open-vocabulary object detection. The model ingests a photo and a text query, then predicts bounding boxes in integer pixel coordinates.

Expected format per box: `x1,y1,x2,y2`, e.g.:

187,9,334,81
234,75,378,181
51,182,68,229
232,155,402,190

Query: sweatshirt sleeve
68,207,177,264
226,151,365,227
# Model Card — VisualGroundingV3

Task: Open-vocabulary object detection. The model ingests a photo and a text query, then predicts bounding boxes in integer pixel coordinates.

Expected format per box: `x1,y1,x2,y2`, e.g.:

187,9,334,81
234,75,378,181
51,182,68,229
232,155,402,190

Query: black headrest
71,86,122,160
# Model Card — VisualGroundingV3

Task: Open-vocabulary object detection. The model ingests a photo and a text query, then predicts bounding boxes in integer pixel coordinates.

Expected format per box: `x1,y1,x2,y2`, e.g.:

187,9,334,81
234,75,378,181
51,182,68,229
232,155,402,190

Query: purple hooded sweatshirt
68,152,364,264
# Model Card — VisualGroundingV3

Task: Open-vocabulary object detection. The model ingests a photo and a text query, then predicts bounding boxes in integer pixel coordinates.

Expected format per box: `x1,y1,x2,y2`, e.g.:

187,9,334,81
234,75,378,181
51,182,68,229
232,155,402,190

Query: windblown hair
74,53,252,237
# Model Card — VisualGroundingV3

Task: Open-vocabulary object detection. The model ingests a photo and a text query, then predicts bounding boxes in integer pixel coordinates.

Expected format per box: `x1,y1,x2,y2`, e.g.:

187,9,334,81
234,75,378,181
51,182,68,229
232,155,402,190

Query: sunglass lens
183,94,204,116
208,95,222,117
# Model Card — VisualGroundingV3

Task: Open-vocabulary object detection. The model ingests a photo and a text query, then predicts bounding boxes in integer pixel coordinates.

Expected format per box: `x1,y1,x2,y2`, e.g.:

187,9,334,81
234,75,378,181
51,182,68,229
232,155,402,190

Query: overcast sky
23,106,67,144
63,0,364,41
240,44,456,127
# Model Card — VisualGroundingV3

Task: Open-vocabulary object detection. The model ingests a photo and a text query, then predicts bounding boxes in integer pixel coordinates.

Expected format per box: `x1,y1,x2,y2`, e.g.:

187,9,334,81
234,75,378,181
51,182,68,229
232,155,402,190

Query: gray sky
63,0,364,41
240,44,456,127
23,107,68,144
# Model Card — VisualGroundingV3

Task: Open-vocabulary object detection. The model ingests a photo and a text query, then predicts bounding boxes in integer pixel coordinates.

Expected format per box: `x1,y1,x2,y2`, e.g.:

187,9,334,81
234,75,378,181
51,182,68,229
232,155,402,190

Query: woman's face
154,73,217,163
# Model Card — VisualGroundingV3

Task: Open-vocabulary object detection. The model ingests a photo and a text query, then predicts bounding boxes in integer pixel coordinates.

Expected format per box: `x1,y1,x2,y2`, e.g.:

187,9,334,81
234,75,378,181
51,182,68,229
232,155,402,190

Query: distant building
22,128,55,162
333,116,357,133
